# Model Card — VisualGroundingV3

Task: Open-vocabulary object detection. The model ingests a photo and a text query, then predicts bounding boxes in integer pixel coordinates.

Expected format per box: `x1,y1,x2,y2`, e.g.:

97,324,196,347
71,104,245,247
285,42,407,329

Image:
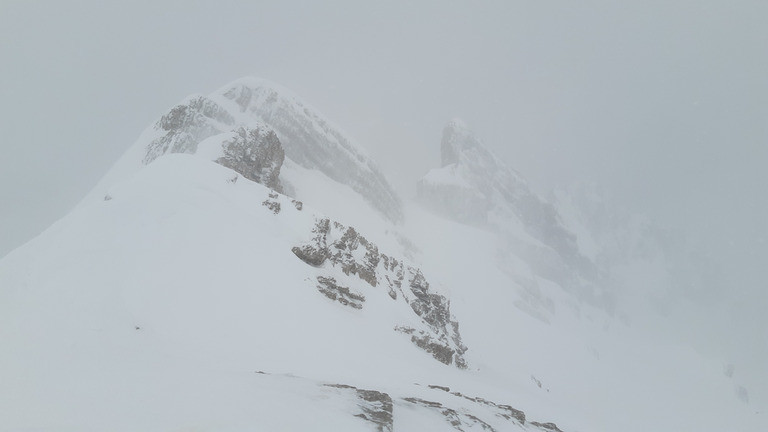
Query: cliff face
212,78,403,223
214,126,285,192
107,77,402,223
2,77,752,432
418,120,604,305
422,120,577,251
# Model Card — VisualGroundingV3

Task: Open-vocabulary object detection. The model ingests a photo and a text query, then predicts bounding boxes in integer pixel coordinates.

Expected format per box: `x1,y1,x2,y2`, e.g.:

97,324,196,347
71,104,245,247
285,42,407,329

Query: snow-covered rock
144,94,235,164
212,77,403,223
291,217,468,368
2,82,761,432
0,154,566,431
212,126,285,192
86,77,402,223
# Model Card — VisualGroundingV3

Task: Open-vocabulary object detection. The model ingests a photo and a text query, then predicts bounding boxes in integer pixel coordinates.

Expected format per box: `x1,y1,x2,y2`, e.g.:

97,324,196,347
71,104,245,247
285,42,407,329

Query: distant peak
215,76,287,93
212,76,302,113
441,118,482,167
446,117,469,131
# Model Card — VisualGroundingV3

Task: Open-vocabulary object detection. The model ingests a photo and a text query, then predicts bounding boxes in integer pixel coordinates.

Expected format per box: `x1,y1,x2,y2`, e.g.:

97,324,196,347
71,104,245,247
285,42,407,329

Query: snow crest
212,78,403,223
105,77,403,223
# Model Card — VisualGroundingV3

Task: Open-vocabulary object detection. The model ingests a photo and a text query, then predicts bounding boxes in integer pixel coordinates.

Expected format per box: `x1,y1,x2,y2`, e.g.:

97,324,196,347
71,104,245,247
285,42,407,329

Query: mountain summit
85,77,403,223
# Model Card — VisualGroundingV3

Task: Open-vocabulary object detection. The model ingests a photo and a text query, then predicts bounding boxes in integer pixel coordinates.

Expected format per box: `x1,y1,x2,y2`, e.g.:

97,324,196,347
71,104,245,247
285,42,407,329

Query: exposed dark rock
144,95,235,164
356,389,394,432
496,404,526,423
143,97,288,194
138,78,403,223
316,276,365,309
531,422,564,432
262,199,281,214
411,332,456,366
531,375,547,390
218,79,403,223
425,386,528,425
428,385,451,392
393,325,415,335
408,270,450,330
403,397,496,431
291,245,327,266
216,126,285,192
330,226,380,287
325,384,393,432
403,397,443,409
293,217,468,368
291,199,303,210
291,218,331,266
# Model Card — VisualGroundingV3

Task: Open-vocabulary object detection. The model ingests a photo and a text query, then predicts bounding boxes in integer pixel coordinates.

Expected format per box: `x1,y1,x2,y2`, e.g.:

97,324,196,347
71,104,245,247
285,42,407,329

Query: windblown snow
0,78,762,432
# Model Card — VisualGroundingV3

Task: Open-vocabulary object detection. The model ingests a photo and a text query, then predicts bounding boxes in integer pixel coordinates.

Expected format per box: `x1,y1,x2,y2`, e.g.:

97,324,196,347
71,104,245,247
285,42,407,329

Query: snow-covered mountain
82,77,402,225
417,120,607,311
1,78,762,432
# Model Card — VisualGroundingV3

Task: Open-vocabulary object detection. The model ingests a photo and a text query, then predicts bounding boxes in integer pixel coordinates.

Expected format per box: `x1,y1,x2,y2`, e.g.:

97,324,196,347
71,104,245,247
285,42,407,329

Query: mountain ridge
1,78,760,432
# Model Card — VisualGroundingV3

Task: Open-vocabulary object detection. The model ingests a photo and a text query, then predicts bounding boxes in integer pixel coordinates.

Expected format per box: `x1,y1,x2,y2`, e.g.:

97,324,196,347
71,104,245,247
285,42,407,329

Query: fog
1,0,766,386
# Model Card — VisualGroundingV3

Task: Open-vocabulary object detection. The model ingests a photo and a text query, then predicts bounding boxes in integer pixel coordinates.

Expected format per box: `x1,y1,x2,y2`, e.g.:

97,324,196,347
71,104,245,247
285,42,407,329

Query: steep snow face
0,154,571,432
1,154,761,432
84,77,402,223
418,120,602,305
4,82,762,432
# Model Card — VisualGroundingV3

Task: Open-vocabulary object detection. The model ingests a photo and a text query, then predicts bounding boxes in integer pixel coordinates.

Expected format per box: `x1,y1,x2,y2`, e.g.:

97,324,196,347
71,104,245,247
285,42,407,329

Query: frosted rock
214,78,403,223
144,95,234,164
216,126,285,192
293,217,468,368
139,78,401,222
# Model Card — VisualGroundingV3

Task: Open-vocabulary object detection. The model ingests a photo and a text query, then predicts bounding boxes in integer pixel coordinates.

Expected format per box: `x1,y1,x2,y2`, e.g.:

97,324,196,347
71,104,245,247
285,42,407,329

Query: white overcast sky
1,0,766,311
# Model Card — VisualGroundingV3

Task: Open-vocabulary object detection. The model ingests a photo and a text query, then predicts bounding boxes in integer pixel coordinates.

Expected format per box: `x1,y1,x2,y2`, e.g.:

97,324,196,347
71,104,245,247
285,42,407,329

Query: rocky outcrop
401,328,464,368
213,78,403,223
316,276,365,309
144,95,234,164
216,126,285,192
262,191,282,214
531,422,565,432
136,78,401,223
291,217,467,368
141,96,287,193
402,398,497,431
427,385,527,424
250,371,566,432
325,384,393,432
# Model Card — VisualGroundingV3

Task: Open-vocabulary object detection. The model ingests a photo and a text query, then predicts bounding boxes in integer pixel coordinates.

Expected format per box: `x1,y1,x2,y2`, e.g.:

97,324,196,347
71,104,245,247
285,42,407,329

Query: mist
2,0,766,405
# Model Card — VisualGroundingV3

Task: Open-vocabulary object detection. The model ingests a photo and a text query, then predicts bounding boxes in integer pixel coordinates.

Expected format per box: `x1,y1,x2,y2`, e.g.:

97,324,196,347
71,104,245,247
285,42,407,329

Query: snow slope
1,80,763,431
1,154,565,431
1,153,760,431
